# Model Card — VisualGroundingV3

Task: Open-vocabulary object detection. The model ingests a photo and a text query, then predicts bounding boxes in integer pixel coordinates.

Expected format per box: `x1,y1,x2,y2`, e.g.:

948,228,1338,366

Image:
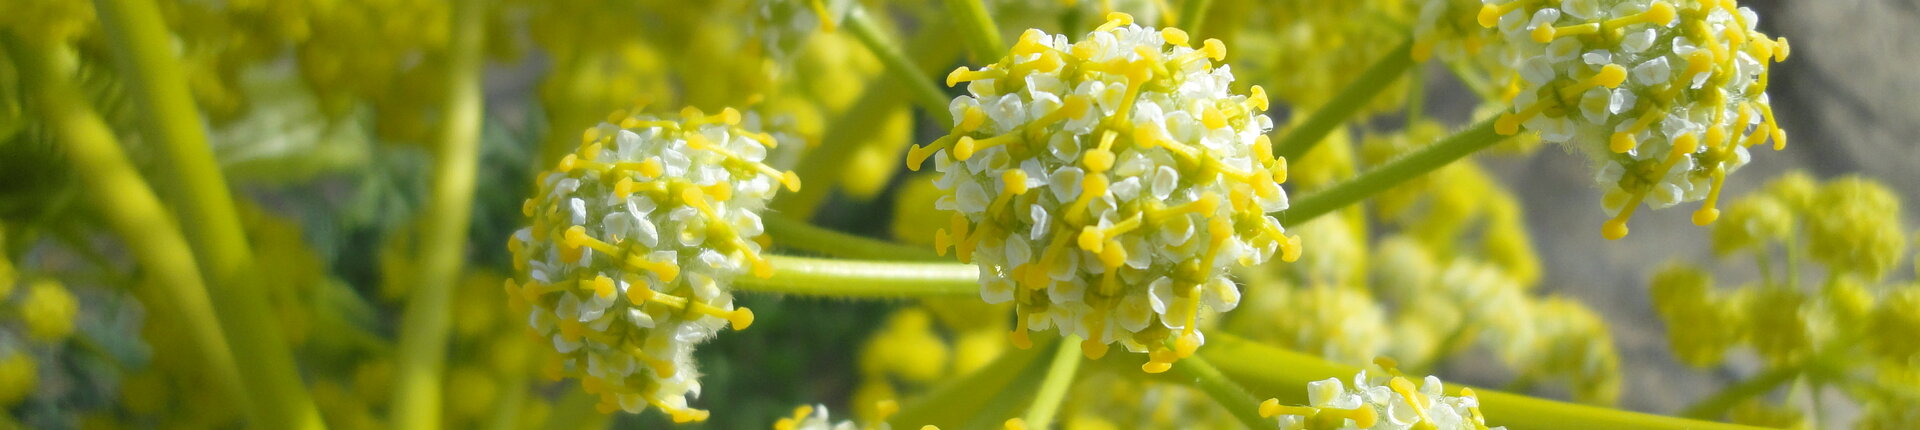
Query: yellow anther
1010,326,1032,350
613,177,637,199
957,106,988,133
947,66,1005,88
1001,169,1030,196
1003,418,1028,430
591,275,617,299
1477,2,1523,28
726,307,755,330
1248,85,1270,111
1280,234,1303,263
1534,22,1599,44
625,255,681,283
1592,64,1628,88
1094,12,1134,33
557,153,580,173
1610,132,1637,153
625,281,654,305
1602,214,1633,240
1160,27,1189,47
955,134,1018,161
1773,37,1791,61
1199,38,1226,61
1082,147,1116,173
1615,2,1677,29
1174,331,1200,357
1081,337,1110,359
1013,29,1049,56
1202,105,1228,129
1388,377,1436,428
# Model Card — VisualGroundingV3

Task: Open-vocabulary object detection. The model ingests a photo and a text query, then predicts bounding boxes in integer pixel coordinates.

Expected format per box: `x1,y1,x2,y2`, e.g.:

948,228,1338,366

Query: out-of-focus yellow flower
1807,177,1908,280
0,349,35,407
20,279,76,342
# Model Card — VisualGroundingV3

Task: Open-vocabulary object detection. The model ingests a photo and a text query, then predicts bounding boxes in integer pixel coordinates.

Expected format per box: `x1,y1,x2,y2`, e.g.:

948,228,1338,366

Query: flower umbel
1258,363,1500,430
1479,0,1790,239
910,12,1295,373
507,105,799,420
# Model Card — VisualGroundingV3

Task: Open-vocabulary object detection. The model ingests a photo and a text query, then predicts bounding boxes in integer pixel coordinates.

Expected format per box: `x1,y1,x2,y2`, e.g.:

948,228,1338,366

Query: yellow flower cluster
508,106,800,420
910,12,1296,373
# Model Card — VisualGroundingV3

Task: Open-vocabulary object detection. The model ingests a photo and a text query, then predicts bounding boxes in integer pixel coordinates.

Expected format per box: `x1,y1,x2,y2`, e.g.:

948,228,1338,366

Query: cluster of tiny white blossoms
507,106,801,421
1259,365,1500,430
907,12,1297,373
1477,0,1790,239
772,402,912,430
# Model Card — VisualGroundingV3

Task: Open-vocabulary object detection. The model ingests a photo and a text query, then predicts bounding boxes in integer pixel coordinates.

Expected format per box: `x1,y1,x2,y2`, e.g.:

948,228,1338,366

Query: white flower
507,107,799,421
1261,369,1504,430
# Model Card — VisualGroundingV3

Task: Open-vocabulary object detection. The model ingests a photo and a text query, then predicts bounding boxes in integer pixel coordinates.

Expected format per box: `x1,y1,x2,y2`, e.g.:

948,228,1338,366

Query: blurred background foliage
0,0,1915,429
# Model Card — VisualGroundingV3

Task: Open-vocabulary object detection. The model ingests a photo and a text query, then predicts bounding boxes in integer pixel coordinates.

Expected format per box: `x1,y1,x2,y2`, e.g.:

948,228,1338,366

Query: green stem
1171,355,1272,430
1679,365,1800,420
844,5,955,129
1023,337,1084,428
1198,333,1766,430
763,215,946,261
7,35,253,426
388,0,487,428
945,0,1005,62
1176,0,1214,36
1279,118,1506,225
91,0,324,427
893,337,1056,429
1406,63,1426,125
733,255,977,298
1272,39,1414,161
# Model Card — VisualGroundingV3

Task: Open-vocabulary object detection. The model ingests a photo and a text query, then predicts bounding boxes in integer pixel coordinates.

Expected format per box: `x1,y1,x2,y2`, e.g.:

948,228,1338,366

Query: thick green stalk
763,215,946,261
945,0,1005,62
1272,39,1414,161
1022,337,1084,428
90,0,323,427
1177,0,1214,36
388,0,488,428
733,255,977,298
843,5,955,128
1170,355,1272,430
8,36,253,426
1279,118,1505,224
1198,333,1765,430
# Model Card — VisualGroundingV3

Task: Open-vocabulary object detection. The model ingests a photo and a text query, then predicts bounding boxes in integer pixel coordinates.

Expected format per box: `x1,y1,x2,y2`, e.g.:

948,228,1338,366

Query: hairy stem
90,0,324,426
1023,337,1084,428
1272,39,1414,161
734,255,978,298
1279,118,1505,224
388,0,487,428
8,36,253,427
844,5,955,128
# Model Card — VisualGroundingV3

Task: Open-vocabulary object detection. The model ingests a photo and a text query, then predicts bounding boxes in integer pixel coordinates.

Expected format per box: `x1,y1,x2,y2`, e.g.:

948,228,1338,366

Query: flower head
909,12,1295,372
1258,364,1501,430
1478,0,1790,239
507,106,799,420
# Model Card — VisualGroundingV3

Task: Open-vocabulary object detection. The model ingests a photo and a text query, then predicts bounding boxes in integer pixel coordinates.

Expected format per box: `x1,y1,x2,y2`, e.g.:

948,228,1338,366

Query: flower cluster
1476,0,1790,239
909,12,1296,372
1259,365,1499,430
773,403,903,430
507,106,800,420
1650,172,1920,427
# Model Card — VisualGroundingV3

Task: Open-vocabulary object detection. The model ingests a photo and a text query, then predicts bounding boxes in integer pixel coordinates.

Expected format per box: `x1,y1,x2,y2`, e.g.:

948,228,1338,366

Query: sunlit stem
389,0,487,428
844,5,956,129
733,255,978,298
90,0,325,426
1272,39,1415,160
1171,354,1275,429
1279,118,1507,224
1022,336,1084,428
7,35,255,427
762,215,946,261
1199,333,1767,430
946,0,1005,62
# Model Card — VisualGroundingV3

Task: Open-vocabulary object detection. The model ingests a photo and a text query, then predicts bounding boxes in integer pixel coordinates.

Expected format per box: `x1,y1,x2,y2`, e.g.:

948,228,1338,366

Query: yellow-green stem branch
1177,0,1214,37
763,215,946,261
1022,336,1084,428
734,255,977,298
388,0,487,428
1198,333,1766,430
1272,39,1414,160
1170,354,1272,430
945,0,1005,62
1279,117,1505,224
1679,364,1801,420
91,0,324,426
844,5,956,129
7,35,253,427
